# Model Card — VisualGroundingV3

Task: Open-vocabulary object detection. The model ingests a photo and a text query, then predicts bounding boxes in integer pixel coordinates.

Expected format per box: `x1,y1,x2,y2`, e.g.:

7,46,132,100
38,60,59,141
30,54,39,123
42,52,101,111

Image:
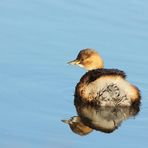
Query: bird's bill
67,59,80,65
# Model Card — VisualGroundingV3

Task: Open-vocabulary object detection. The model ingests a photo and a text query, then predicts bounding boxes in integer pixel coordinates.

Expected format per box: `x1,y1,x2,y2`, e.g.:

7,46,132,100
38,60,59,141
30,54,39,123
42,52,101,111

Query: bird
68,48,141,106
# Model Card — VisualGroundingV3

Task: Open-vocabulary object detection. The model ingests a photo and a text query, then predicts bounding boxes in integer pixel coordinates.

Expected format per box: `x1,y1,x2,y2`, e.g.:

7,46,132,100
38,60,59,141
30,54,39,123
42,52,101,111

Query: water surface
0,0,148,148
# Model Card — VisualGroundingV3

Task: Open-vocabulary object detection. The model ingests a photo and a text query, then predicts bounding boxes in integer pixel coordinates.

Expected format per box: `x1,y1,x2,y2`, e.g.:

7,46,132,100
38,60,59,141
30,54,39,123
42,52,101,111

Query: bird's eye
80,59,84,62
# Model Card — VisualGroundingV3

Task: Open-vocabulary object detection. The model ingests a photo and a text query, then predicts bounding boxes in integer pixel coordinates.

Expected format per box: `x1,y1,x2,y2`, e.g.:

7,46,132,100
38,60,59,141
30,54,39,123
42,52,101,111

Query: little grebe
68,48,141,106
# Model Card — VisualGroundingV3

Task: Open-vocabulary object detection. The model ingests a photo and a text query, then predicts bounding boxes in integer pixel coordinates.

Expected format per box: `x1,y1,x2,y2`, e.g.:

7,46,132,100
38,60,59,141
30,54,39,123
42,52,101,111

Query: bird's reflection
62,98,140,135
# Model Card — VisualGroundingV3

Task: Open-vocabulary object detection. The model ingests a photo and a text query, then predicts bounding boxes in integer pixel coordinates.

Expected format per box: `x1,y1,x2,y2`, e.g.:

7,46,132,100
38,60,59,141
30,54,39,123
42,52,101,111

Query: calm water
0,0,148,147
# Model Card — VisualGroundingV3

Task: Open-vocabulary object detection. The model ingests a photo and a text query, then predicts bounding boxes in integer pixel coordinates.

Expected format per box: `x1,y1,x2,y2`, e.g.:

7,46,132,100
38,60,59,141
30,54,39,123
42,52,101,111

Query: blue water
0,0,148,147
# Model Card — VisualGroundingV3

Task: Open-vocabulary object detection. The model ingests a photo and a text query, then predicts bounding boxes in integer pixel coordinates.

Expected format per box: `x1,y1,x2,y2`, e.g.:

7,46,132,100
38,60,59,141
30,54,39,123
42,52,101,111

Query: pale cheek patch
78,64,84,68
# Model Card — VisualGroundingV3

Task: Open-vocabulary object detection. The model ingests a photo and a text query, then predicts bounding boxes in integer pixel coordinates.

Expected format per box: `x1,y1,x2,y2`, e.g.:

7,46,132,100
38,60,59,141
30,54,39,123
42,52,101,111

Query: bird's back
75,69,140,106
